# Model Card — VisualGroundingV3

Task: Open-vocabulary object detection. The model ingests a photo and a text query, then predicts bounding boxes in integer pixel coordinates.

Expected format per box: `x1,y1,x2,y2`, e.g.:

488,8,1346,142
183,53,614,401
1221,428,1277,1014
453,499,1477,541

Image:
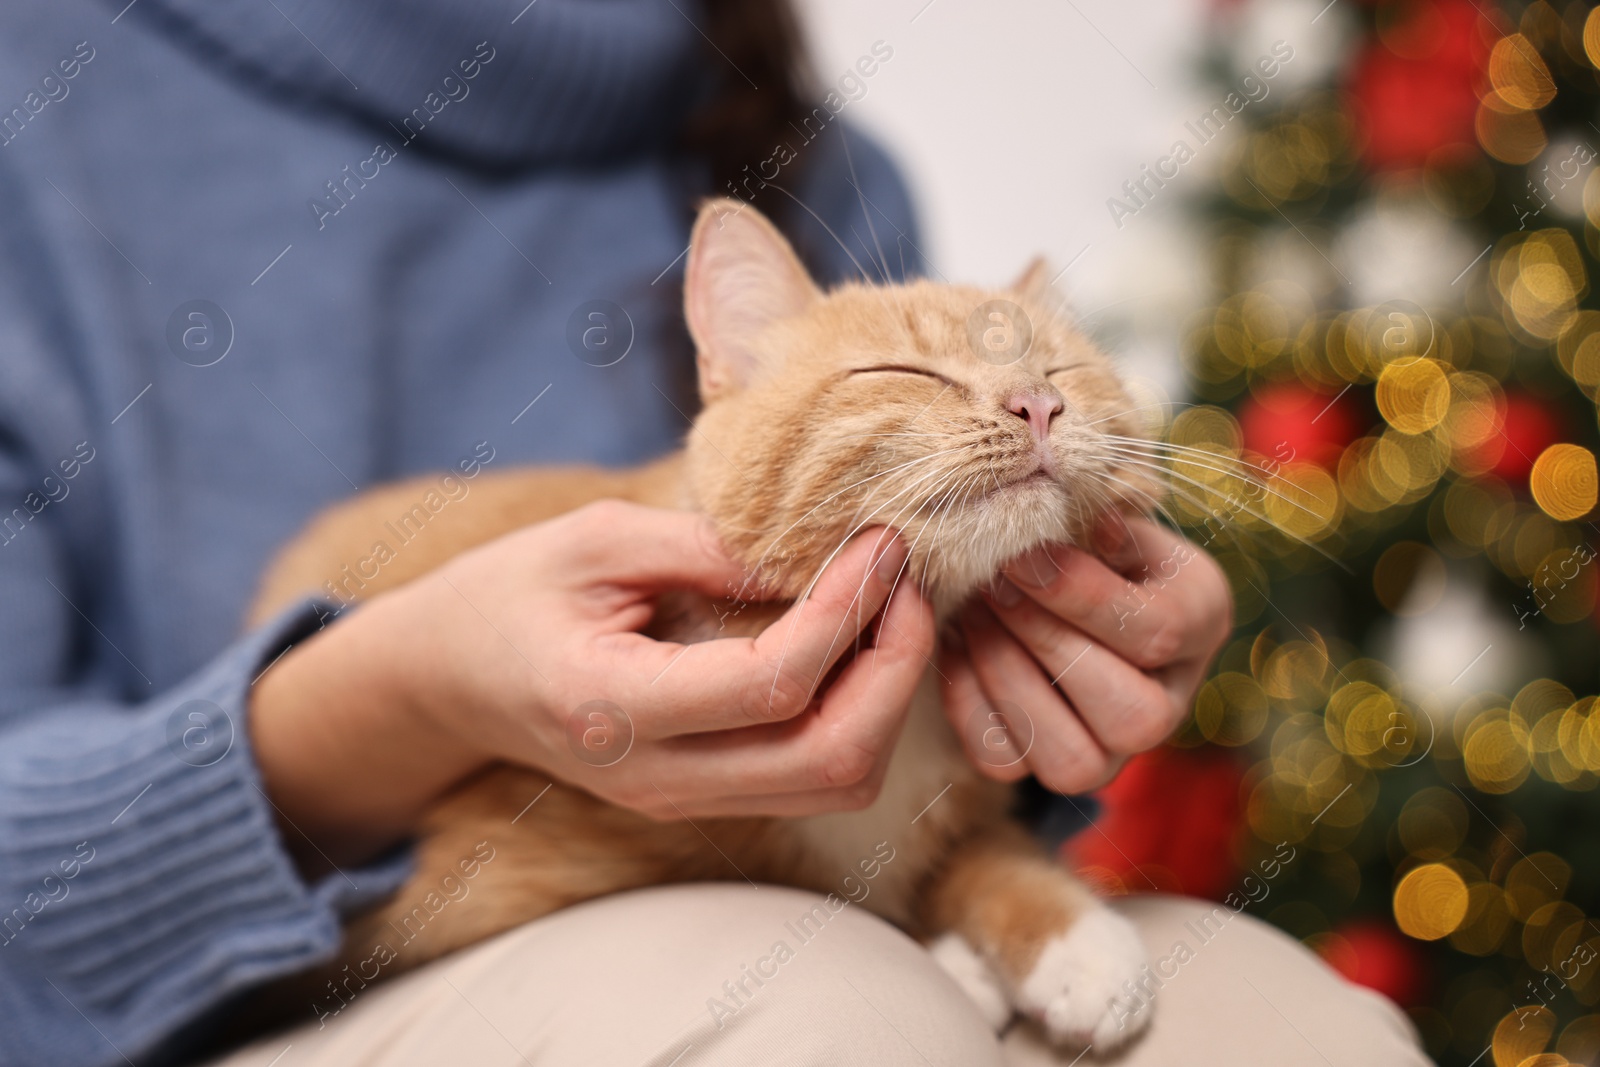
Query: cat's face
682,199,1154,615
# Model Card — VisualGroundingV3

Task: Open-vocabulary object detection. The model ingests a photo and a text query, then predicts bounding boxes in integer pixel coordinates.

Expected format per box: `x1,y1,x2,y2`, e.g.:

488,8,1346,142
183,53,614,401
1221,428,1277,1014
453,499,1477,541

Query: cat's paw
929,932,1012,1031
1014,906,1150,1051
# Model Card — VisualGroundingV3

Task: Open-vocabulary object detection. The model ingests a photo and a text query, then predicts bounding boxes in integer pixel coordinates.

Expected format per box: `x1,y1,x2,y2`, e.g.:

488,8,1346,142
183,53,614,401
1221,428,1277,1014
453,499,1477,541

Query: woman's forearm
250,592,485,871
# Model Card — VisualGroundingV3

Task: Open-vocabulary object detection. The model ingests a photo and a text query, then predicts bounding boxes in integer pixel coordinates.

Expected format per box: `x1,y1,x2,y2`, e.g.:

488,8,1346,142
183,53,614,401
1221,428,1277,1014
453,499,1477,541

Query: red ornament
1317,920,1429,1007
1457,391,1562,484
1237,384,1361,470
1343,0,1494,170
1063,747,1247,901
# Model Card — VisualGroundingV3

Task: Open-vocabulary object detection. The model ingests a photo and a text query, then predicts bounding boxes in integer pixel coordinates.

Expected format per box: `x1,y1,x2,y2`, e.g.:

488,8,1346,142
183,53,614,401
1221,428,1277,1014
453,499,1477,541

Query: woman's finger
557,500,759,598
615,580,933,798
982,588,1182,756
959,604,1112,795
938,636,1029,783
1000,524,1222,671
612,528,909,737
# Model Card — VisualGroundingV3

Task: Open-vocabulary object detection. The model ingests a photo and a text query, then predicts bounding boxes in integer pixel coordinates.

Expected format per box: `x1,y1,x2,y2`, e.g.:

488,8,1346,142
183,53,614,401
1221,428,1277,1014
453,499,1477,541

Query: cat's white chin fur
921,483,1076,618
1015,906,1151,1050
928,932,1012,1031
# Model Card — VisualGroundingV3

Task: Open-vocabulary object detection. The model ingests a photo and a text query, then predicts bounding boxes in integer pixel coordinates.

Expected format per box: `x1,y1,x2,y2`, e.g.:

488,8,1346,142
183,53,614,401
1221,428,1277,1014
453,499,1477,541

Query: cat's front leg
920,823,1152,1051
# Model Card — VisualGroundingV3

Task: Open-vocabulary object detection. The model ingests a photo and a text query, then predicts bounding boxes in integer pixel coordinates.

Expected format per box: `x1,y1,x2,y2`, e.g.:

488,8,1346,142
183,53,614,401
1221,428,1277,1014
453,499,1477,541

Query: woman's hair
677,0,812,211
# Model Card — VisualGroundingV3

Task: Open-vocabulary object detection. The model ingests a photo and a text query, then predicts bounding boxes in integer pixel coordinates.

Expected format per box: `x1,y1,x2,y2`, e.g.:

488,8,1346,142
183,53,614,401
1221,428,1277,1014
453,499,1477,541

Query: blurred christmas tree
1067,2,1600,1064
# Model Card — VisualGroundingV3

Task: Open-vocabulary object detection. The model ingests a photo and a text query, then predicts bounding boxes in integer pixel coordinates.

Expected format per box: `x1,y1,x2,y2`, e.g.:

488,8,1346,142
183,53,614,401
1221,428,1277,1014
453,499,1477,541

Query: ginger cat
249,199,1161,1051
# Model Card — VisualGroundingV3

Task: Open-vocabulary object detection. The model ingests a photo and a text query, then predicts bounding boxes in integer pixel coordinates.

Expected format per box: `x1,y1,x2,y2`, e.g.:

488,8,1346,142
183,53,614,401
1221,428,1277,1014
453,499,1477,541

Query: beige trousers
212,885,1432,1066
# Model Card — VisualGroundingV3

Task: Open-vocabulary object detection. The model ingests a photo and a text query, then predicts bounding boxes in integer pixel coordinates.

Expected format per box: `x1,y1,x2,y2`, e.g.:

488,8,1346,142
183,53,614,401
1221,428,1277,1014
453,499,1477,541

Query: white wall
792,0,1347,396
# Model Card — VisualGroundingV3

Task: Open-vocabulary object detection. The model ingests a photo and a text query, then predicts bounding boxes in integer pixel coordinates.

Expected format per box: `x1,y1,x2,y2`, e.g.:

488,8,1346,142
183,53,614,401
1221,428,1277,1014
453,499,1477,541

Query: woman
0,0,1427,1064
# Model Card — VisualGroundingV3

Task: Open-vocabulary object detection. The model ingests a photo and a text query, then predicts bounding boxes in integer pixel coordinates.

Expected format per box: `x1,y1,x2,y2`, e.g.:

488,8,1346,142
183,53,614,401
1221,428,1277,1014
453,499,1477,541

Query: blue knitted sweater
0,2,921,1062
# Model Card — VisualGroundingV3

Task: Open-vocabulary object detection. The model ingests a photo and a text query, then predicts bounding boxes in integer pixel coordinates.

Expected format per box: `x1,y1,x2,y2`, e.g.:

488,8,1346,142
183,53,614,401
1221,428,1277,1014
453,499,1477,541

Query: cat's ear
1009,256,1055,303
686,198,819,402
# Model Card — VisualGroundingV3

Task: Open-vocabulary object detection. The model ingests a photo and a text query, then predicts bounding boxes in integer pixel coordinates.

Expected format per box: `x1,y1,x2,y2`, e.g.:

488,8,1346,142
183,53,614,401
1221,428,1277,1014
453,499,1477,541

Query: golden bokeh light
1257,637,1333,703
1494,1005,1556,1067
1194,672,1270,746
1504,852,1571,922
1325,680,1398,758
1529,443,1597,521
1377,358,1451,434
1451,881,1513,956
1398,788,1469,860
1476,93,1547,165
1488,34,1556,110
1169,405,1243,454
1522,899,1585,973
1527,543,1598,624
1463,710,1533,793
1394,863,1470,940
1557,310,1600,389
1586,5,1600,68
1442,372,1507,472
1442,476,1513,548
1495,230,1588,341
1559,1014,1600,1064
1262,461,1340,540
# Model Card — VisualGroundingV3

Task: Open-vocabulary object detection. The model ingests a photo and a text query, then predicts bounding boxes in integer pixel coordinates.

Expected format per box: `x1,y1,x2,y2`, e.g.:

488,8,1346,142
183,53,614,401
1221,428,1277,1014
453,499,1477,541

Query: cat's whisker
780,466,966,705
1094,452,1350,570
1090,469,1184,534
1093,443,1330,523
1097,434,1293,472
778,457,968,675
839,454,967,534
760,181,872,283
844,432,952,440
1092,451,1311,525
1084,400,1196,427
1090,471,1236,547
1096,436,1273,467
1099,469,1258,557
881,472,958,625
1097,435,1263,459
910,470,976,590
838,125,892,283
748,446,973,579
923,472,979,587
1094,437,1320,502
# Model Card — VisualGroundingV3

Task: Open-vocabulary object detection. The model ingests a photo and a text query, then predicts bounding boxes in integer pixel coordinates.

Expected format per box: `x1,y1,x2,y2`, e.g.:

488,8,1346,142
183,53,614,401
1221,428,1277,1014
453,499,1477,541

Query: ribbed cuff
0,600,413,1060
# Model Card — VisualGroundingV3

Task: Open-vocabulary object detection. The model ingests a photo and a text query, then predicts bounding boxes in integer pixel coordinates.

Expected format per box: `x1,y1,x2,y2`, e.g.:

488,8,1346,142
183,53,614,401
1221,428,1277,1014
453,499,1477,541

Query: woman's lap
209,884,1430,1066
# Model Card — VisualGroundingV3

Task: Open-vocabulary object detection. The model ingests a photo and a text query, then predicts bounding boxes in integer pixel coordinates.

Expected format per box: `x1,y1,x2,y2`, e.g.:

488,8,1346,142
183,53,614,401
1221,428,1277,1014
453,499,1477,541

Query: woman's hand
940,516,1231,795
252,501,933,866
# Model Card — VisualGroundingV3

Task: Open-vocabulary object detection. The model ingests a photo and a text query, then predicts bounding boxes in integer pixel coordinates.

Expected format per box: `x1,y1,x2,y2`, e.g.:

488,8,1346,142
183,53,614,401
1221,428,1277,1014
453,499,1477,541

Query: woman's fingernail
991,577,1023,607
1094,516,1130,557
1012,546,1059,588
875,538,909,584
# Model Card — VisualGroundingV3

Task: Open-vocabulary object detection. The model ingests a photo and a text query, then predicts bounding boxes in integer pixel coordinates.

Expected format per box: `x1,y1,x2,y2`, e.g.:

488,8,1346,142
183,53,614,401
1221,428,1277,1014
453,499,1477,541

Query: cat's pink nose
1006,391,1063,443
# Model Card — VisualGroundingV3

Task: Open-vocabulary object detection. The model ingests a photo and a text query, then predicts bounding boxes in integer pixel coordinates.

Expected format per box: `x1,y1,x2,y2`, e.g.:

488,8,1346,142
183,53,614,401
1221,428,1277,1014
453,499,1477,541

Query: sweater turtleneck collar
117,0,711,170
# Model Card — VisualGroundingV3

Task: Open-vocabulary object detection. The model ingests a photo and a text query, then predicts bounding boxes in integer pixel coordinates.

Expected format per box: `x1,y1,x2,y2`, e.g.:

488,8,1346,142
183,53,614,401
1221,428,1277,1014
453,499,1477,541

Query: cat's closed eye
848,364,956,386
